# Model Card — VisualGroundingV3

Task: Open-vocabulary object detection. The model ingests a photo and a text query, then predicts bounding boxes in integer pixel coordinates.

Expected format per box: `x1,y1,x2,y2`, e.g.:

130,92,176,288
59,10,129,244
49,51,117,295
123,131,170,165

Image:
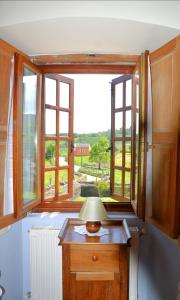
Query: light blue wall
138,223,180,300
0,220,22,300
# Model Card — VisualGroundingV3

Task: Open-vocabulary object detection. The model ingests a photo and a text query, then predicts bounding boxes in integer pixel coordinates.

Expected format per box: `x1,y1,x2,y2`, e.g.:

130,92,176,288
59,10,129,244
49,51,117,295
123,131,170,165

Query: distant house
74,144,90,156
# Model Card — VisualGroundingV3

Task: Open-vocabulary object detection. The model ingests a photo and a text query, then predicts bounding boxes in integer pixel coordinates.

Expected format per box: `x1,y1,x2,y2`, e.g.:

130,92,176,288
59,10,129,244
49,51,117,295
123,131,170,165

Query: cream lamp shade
79,197,107,221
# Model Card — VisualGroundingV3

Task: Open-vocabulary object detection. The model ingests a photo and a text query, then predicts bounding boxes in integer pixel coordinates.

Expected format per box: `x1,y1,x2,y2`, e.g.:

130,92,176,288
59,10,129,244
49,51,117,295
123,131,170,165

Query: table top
59,218,131,245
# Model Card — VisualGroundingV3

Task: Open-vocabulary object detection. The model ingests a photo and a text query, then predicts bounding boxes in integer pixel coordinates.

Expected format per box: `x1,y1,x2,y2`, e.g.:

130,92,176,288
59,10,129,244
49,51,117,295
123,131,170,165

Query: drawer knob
92,255,98,261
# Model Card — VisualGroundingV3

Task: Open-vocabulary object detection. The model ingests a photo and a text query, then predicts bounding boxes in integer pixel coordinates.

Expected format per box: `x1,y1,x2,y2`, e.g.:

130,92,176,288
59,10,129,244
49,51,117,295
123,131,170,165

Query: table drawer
70,245,119,272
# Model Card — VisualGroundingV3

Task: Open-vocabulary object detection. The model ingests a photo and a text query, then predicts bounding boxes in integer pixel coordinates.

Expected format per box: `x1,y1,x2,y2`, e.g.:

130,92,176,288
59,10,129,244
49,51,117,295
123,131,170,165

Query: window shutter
146,37,180,238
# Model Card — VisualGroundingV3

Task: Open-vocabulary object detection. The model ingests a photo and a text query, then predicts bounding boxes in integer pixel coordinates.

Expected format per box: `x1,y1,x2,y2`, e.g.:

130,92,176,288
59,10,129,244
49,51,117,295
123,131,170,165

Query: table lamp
79,197,107,233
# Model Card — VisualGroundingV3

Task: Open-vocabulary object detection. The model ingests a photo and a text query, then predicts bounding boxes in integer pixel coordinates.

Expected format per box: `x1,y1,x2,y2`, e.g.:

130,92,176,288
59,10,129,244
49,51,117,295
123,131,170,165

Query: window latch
71,142,74,153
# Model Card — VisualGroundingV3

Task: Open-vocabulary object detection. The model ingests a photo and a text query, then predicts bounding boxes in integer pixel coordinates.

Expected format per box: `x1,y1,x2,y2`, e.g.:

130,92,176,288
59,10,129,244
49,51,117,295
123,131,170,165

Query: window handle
71,142,74,153
147,142,154,151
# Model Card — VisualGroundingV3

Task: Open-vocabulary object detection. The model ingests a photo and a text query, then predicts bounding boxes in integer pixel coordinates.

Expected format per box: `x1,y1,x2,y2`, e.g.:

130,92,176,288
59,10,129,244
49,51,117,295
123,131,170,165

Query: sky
61,74,120,134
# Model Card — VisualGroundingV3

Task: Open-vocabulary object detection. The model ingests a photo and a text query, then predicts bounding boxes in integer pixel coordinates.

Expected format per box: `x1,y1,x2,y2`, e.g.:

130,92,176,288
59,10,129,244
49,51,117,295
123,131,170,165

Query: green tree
89,136,110,169
45,141,55,166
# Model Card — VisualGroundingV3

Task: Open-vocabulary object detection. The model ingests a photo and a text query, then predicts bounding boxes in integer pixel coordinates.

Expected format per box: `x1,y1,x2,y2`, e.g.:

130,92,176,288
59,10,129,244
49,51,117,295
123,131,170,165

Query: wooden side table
59,218,131,300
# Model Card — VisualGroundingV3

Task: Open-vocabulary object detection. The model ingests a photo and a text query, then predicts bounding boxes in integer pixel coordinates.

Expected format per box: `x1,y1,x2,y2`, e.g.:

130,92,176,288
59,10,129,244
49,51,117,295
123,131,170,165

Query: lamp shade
79,197,107,222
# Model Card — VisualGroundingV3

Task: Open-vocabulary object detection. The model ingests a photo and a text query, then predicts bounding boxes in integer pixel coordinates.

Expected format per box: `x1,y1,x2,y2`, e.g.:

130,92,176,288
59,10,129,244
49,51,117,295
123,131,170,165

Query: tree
89,136,110,169
45,141,55,166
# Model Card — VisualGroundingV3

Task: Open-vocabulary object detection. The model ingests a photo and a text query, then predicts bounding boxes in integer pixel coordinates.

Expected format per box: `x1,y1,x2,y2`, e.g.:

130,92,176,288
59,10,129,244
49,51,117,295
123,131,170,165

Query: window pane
115,83,123,108
45,78,56,106
136,84,139,109
126,79,132,106
44,171,55,199
60,82,69,108
59,169,68,195
136,112,139,136
125,110,131,137
59,140,69,166
45,141,56,167
59,111,69,136
115,112,123,137
114,169,122,195
115,141,122,167
22,67,38,204
125,142,131,168
45,109,56,136
125,171,131,198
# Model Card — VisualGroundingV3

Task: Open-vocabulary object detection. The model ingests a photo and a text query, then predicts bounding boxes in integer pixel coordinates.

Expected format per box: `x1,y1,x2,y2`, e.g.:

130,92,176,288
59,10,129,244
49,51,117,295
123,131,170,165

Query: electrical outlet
176,281,180,300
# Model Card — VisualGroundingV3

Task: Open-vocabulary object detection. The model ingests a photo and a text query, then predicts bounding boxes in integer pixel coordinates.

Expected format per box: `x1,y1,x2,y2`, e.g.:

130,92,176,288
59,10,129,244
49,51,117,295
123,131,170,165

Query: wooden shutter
147,36,180,238
14,54,42,217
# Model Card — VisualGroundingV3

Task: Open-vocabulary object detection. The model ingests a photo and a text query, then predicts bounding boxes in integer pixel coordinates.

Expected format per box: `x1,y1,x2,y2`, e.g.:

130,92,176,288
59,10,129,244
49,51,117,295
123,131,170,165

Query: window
43,75,74,201
111,75,132,202
41,71,139,210
14,54,42,216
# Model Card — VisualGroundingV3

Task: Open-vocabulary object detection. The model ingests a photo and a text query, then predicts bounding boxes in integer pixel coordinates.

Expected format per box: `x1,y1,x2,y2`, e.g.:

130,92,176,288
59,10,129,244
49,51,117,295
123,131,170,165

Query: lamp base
86,221,101,233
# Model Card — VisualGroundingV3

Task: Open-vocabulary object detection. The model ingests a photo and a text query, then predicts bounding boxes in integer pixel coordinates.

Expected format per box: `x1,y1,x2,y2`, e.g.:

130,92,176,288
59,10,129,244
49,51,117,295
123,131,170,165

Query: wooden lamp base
86,221,101,233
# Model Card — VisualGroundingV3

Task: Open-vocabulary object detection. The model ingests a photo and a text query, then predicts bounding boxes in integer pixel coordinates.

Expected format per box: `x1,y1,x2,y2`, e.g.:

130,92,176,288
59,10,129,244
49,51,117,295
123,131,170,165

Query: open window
42,74,74,201
111,75,132,202
14,54,42,217
39,72,139,210
1,36,180,239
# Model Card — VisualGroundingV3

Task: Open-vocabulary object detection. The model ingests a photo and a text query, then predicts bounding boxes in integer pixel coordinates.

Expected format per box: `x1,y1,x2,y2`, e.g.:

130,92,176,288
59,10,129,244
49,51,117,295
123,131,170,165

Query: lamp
79,197,107,233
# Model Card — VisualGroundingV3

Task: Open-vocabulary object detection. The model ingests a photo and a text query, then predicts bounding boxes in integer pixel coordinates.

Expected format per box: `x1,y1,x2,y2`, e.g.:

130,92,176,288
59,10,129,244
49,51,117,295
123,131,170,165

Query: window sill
32,200,133,213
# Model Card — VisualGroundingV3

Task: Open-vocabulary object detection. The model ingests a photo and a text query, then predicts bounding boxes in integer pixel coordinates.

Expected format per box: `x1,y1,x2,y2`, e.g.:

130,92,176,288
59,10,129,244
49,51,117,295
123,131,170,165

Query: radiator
30,228,62,300
30,226,139,300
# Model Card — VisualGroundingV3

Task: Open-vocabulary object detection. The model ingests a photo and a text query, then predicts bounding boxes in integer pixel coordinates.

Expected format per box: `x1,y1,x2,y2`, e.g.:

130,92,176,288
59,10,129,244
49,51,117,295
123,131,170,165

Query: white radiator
129,226,140,300
30,228,62,300
30,226,139,300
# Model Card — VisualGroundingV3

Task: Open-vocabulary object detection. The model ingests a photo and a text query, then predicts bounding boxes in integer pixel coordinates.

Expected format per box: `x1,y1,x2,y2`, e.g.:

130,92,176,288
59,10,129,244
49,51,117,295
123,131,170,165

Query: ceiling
0,1,180,55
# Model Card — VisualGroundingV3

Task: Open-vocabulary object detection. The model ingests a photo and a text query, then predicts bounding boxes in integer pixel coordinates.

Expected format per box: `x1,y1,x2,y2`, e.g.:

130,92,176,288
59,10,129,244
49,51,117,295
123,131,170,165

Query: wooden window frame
33,64,140,213
14,53,42,217
42,74,74,202
111,75,132,202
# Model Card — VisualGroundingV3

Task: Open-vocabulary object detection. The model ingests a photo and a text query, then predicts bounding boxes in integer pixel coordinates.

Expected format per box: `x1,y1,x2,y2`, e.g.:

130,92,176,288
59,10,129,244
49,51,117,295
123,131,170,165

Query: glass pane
22,67,37,204
44,171,55,199
45,78,56,106
115,83,123,108
115,112,123,137
114,169,122,195
124,171,131,198
59,169,68,195
45,141,56,167
59,111,69,136
60,82,69,108
45,109,56,136
4,60,14,215
125,110,131,137
136,112,139,136
126,79,132,106
135,166,138,200
59,140,69,166
115,141,122,167
136,84,139,109
125,142,131,168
